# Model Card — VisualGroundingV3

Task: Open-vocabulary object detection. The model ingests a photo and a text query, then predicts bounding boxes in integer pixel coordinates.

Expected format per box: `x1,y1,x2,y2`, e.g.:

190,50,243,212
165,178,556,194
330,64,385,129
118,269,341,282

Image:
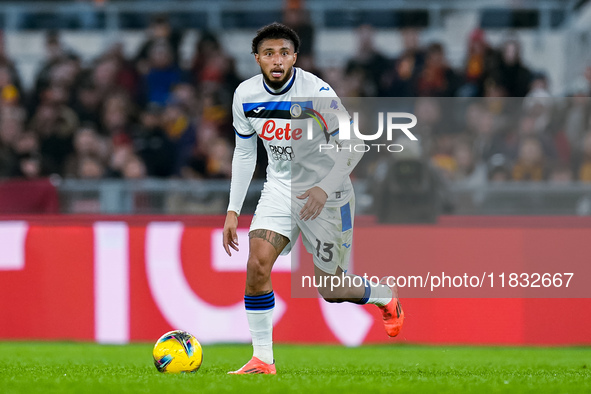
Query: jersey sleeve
228,90,258,215
313,82,343,136
232,89,256,138
313,82,365,197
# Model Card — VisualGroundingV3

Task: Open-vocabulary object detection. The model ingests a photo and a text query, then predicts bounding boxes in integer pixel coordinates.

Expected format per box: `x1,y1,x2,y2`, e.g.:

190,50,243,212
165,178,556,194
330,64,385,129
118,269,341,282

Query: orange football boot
228,357,276,375
378,277,405,337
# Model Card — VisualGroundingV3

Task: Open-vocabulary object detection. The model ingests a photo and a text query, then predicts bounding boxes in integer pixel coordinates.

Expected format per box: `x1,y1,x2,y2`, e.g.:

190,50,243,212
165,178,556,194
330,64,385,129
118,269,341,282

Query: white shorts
250,183,354,275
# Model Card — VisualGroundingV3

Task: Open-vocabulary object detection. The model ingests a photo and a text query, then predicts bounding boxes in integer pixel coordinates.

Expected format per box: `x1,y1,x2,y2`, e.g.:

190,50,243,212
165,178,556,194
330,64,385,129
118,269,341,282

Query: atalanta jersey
228,67,362,215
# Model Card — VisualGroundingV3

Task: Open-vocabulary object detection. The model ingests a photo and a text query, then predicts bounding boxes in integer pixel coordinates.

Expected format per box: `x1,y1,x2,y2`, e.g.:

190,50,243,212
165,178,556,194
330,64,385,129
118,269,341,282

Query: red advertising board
0,216,589,345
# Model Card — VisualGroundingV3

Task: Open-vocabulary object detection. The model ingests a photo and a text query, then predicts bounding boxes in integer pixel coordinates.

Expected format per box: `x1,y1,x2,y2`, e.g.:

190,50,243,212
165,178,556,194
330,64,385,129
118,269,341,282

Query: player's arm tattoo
249,229,289,254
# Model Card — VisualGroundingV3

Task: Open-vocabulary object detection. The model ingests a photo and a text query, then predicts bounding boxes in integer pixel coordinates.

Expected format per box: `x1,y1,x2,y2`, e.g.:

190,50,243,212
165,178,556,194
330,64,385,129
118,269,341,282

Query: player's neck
263,67,296,94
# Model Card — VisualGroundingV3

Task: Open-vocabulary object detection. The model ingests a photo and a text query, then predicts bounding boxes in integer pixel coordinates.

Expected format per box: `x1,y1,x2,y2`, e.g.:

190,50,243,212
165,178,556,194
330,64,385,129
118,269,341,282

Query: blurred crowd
328,24,591,185
0,15,238,183
1,8,591,188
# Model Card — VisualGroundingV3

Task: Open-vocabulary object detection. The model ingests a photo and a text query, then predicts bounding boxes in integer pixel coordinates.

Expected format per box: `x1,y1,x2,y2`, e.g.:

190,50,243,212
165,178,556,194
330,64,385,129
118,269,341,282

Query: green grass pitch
1,342,590,393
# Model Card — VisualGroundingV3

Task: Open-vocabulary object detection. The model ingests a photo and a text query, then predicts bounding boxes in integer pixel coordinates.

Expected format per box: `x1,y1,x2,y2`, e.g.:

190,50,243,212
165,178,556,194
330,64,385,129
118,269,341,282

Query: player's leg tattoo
249,229,289,255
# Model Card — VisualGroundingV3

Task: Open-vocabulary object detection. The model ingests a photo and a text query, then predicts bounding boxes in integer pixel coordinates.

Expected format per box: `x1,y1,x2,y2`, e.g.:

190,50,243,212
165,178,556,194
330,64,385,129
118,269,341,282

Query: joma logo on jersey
260,120,304,141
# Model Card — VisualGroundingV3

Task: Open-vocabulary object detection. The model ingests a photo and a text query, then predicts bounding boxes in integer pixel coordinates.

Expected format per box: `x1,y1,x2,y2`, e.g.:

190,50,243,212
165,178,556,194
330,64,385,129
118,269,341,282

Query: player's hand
297,187,328,221
223,211,239,256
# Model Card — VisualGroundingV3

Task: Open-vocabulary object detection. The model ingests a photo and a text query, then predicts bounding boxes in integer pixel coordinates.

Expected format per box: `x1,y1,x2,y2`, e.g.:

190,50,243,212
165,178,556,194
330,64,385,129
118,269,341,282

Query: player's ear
254,53,260,66
293,52,297,65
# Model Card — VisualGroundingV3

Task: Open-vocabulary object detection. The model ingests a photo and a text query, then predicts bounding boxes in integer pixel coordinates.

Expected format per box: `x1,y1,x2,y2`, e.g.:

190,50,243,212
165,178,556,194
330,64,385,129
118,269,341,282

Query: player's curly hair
251,22,301,54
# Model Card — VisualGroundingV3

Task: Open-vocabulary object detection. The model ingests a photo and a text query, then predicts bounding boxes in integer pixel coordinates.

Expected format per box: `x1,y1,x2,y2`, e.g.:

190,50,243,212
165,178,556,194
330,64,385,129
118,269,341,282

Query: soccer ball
153,330,203,373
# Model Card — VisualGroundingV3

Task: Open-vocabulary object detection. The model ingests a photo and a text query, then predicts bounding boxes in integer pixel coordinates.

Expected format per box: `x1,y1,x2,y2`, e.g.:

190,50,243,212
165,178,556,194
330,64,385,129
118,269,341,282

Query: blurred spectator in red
494,37,532,97
458,29,497,97
416,42,459,97
142,40,186,106
102,42,141,100
190,32,240,97
283,1,319,76
381,28,424,97
511,137,547,181
382,52,420,97
344,24,390,97
283,0,314,57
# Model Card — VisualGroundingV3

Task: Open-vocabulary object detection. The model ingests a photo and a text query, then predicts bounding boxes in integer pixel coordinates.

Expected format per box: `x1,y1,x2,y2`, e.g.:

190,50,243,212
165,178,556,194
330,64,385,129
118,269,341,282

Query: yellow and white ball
153,330,203,373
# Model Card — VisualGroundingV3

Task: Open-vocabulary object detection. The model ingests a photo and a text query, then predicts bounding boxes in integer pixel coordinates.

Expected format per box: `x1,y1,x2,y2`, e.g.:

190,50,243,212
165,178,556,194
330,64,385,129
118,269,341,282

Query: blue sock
354,280,371,305
244,291,275,311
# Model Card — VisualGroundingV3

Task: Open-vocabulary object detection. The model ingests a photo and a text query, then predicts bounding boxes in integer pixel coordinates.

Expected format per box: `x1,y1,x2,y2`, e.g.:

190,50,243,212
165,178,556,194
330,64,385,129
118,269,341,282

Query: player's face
255,38,297,90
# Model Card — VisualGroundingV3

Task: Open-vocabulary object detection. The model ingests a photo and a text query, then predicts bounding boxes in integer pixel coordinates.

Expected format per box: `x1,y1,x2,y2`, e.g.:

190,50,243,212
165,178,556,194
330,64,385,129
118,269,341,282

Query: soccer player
222,22,404,375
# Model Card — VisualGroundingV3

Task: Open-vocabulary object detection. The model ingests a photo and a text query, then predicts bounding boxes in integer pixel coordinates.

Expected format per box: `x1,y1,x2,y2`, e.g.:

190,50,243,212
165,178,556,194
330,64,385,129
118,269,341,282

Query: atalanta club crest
290,103,302,118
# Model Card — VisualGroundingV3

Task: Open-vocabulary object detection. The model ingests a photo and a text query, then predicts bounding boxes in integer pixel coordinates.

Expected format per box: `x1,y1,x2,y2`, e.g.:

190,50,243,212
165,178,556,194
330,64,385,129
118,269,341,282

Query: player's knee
246,256,271,284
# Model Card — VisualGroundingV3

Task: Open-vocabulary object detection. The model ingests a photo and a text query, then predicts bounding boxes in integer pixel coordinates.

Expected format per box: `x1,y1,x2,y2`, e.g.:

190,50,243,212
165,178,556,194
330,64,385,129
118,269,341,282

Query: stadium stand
0,0,590,215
